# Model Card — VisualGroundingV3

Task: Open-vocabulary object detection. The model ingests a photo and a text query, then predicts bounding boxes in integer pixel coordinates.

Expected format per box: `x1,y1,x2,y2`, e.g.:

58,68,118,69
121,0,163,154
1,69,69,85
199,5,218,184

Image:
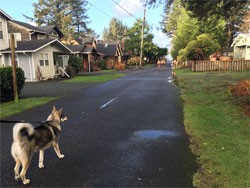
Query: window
0,22,3,39
39,53,49,66
37,34,46,40
44,54,49,66
39,54,44,66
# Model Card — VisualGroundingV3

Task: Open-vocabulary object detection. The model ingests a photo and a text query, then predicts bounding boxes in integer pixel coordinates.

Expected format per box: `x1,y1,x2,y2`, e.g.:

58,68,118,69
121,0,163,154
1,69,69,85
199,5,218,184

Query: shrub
178,34,220,61
68,55,83,74
127,56,140,66
66,65,76,77
97,59,107,70
114,64,126,71
0,66,26,102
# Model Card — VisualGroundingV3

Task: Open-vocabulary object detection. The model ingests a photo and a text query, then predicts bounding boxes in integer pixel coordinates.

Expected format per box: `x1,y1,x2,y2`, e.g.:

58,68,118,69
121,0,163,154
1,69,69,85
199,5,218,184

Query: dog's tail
13,123,35,143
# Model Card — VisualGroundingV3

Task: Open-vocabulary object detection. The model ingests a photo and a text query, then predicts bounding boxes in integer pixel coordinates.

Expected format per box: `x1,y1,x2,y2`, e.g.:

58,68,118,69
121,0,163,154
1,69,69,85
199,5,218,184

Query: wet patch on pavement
134,130,181,139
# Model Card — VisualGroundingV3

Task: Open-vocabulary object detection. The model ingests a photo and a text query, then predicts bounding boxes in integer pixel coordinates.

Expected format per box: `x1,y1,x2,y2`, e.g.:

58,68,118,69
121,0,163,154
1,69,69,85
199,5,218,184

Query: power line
88,1,113,19
111,0,137,20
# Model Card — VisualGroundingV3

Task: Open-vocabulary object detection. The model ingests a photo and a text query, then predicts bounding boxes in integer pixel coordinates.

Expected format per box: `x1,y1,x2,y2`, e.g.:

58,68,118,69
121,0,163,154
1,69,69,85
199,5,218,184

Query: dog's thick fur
11,106,68,185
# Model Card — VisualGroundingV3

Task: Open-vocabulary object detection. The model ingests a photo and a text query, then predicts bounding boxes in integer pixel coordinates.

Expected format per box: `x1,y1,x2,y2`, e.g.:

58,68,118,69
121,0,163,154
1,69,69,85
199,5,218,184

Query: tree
170,8,199,60
33,0,71,29
102,18,127,41
70,0,89,38
181,0,250,46
125,19,167,62
61,14,75,44
124,19,151,56
32,0,90,40
178,34,220,61
161,0,184,37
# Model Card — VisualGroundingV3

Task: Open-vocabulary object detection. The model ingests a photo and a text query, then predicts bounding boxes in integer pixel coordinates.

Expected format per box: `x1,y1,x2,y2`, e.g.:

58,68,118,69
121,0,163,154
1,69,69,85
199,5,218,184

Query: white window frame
39,53,49,66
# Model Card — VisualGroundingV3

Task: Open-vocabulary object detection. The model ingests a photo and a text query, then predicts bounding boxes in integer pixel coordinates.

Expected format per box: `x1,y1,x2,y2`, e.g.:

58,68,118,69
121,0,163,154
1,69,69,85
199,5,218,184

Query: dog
11,106,68,184
157,59,166,71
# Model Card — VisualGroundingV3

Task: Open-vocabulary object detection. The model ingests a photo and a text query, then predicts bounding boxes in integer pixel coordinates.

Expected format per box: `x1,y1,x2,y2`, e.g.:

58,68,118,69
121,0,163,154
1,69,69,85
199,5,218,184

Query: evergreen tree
32,0,90,40
33,0,71,29
181,0,250,46
102,18,127,41
70,0,89,38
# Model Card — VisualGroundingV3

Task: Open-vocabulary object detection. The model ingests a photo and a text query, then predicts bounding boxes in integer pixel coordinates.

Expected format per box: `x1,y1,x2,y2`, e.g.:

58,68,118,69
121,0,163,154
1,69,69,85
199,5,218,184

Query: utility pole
10,34,18,103
139,6,146,67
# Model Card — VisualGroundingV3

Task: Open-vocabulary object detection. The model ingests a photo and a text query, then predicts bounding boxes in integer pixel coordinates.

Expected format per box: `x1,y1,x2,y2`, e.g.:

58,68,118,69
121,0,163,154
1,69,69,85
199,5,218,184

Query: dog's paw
23,179,30,185
39,163,44,168
59,154,64,159
15,175,20,181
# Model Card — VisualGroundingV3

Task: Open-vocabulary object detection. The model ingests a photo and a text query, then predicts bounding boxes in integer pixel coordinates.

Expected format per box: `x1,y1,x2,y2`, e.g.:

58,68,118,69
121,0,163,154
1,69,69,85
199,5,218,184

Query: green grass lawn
176,69,249,188
0,97,57,119
62,73,126,83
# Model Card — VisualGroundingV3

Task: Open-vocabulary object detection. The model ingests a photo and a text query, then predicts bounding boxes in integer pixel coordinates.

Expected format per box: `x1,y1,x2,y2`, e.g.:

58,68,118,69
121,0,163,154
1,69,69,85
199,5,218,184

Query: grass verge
176,69,249,188
0,97,57,119
62,73,126,83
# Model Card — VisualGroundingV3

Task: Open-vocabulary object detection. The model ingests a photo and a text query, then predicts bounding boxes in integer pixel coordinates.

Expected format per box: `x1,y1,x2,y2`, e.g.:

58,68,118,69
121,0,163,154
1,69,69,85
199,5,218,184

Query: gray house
2,39,72,81
0,9,73,81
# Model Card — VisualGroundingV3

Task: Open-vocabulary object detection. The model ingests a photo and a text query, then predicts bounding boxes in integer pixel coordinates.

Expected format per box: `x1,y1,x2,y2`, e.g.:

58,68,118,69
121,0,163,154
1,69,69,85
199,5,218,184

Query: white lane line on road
99,98,116,109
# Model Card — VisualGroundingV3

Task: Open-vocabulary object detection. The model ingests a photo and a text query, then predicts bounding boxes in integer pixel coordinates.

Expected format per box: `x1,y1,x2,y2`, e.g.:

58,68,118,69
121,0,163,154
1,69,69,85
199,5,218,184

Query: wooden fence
182,60,250,72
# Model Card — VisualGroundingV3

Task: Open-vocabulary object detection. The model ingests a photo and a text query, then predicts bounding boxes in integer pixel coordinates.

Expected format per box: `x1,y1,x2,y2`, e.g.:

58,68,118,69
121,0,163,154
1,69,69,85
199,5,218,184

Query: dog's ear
59,108,63,115
52,105,57,113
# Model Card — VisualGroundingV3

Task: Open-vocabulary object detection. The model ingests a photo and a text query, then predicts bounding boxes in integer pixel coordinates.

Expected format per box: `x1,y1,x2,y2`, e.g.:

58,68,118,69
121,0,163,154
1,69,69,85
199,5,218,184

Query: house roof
12,20,47,34
66,45,96,54
12,20,64,37
66,45,85,53
37,25,64,37
96,43,118,56
0,9,13,21
231,33,250,47
81,46,96,54
1,39,73,53
97,40,120,45
76,37,94,45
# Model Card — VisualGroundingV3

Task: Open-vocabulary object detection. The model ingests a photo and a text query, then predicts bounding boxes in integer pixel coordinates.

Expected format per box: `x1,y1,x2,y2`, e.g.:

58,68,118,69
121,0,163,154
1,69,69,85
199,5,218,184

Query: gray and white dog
11,106,68,185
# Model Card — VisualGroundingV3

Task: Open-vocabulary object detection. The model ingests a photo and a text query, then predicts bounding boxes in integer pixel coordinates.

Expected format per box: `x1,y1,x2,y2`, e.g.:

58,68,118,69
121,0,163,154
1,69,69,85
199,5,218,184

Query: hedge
0,66,26,102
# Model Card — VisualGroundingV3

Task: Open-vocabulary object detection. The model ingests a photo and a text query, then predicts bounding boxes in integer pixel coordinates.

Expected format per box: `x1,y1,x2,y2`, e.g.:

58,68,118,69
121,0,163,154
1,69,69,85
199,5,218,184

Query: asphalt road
1,65,197,187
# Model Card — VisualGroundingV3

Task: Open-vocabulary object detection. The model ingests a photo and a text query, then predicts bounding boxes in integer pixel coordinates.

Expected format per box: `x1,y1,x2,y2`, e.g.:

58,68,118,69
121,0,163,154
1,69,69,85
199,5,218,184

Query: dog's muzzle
60,113,68,122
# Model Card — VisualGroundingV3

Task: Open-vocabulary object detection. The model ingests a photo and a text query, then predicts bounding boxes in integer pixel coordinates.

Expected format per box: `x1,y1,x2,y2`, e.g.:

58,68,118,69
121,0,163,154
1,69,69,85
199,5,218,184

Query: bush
68,55,83,74
178,34,221,61
66,65,76,77
114,64,126,71
127,56,140,66
0,66,26,102
97,59,107,70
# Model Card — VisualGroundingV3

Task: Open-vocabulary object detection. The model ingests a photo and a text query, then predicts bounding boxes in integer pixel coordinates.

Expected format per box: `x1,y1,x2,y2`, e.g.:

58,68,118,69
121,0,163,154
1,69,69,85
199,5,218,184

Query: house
231,33,250,60
0,9,13,65
75,37,97,48
1,39,72,81
0,9,73,81
66,44,98,72
96,41,123,69
8,20,64,41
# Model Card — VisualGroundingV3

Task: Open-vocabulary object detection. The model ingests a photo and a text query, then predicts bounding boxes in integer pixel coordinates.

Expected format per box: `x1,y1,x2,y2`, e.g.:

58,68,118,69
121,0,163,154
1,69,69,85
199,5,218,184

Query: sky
0,0,171,49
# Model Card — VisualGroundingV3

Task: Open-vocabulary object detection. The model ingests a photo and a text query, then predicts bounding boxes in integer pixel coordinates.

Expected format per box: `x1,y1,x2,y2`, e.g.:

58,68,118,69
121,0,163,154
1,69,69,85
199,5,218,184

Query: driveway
1,65,197,187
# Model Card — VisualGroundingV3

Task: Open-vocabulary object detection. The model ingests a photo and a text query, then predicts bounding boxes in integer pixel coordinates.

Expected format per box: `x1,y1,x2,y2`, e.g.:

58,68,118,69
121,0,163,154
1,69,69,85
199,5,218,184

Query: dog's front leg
53,143,64,158
39,150,45,168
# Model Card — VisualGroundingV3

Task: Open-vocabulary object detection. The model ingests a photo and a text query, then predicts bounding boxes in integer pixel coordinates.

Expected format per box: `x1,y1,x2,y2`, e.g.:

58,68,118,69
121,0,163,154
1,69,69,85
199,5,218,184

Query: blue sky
0,0,171,48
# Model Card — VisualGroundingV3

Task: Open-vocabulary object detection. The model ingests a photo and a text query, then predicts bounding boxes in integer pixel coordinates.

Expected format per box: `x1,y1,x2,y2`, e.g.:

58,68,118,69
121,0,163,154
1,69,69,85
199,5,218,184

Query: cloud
153,29,170,48
114,0,144,18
